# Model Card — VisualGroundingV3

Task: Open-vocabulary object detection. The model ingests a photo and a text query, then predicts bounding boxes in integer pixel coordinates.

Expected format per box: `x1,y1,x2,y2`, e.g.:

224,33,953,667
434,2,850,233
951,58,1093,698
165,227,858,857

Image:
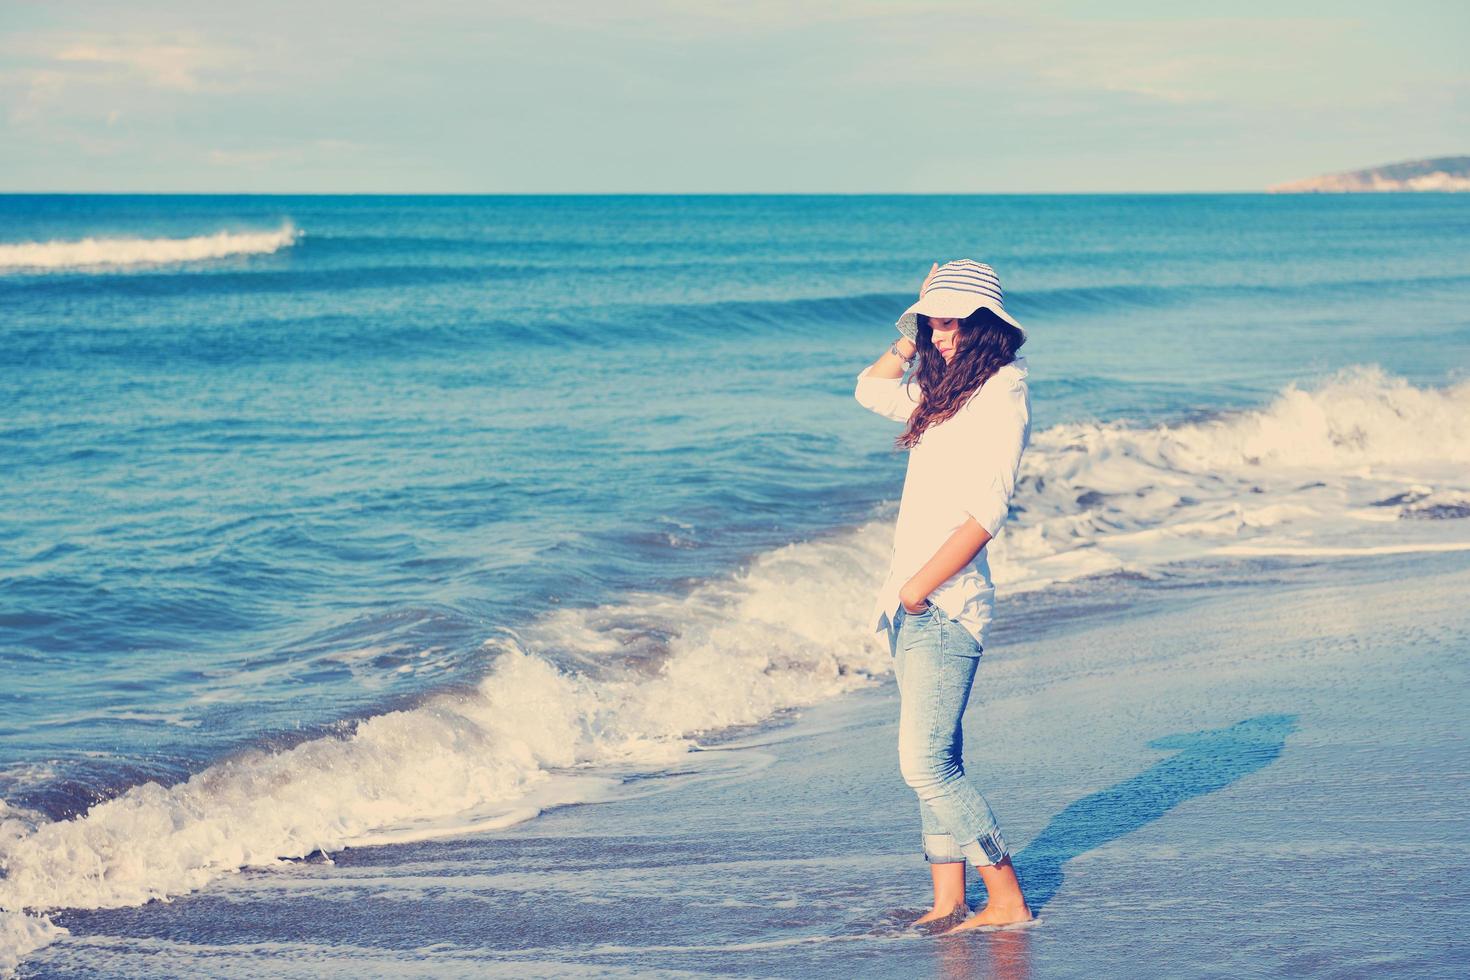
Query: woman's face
928,317,962,365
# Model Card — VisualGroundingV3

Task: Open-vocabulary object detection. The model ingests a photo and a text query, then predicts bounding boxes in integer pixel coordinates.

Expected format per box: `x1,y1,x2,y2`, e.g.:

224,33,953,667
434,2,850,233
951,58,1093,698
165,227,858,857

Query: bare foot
942,901,1034,934
910,901,970,928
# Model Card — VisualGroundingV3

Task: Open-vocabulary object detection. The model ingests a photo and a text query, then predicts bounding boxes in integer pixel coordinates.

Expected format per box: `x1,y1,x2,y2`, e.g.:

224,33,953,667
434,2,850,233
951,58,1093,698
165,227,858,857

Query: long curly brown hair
895,308,1026,450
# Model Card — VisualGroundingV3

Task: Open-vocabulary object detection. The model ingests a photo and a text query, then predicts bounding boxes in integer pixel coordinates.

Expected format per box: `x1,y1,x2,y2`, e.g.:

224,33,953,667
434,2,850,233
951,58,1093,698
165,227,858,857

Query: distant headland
1268,155,1470,193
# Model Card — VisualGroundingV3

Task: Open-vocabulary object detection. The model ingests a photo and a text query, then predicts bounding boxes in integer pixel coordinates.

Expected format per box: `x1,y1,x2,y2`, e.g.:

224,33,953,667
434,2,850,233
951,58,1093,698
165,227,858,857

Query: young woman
853,259,1034,935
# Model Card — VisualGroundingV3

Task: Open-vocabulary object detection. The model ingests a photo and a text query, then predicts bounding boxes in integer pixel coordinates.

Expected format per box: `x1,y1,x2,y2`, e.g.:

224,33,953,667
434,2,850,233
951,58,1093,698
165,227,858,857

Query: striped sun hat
895,258,1026,338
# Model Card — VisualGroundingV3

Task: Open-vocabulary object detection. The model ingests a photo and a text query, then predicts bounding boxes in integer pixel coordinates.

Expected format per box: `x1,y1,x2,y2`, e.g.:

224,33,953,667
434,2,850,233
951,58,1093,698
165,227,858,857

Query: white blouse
853,355,1031,650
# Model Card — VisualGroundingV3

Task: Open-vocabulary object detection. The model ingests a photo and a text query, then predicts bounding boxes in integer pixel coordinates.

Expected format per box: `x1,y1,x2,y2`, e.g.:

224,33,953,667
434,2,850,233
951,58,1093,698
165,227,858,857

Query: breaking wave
0,224,300,272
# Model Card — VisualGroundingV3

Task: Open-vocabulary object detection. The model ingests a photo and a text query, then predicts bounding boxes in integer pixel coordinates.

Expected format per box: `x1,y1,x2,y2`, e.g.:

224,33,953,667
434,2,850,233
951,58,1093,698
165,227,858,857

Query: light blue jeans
887,601,1010,867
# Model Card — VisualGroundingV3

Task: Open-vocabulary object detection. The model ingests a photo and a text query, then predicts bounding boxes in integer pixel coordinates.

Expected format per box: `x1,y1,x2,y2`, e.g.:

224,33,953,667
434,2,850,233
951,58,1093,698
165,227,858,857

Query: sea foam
0,224,300,272
2,366,1467,967
990,365,1470,591
0,528,895,965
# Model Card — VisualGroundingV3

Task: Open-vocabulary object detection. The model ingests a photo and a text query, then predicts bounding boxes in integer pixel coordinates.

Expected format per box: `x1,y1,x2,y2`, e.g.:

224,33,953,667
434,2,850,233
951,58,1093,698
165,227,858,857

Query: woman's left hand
900,595,931,614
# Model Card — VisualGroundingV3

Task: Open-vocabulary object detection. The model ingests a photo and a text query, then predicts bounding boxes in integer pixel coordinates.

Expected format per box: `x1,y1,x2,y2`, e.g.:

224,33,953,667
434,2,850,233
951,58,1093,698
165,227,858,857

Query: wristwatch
889,339,914,363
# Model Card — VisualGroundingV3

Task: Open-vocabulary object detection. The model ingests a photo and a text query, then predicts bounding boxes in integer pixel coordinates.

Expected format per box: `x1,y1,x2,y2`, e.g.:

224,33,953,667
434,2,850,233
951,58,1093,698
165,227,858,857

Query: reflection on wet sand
936,922,1034,980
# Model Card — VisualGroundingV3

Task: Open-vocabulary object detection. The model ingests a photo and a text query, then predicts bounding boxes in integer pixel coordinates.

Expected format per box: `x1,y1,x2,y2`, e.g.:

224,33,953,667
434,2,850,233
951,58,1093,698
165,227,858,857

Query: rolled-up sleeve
854,365,921,423
958,377,1031,536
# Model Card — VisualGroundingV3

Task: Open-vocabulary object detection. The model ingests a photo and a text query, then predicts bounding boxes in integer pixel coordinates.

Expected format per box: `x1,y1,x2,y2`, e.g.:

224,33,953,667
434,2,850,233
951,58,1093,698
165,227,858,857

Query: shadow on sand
1007,713,1298,913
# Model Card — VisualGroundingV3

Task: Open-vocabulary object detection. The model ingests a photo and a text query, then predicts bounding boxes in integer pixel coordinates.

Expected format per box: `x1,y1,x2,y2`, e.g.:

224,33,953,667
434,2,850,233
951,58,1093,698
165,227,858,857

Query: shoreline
18,546,1470,977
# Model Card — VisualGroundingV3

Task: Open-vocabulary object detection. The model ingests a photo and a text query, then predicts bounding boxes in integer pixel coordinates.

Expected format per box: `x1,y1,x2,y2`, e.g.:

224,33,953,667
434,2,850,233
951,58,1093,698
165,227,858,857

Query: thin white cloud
505,0,974,42
0,30,276,164
4,67,68,124
825,12,1366,109
0,30,266,118
1029,17,1360,107
51,33,253,92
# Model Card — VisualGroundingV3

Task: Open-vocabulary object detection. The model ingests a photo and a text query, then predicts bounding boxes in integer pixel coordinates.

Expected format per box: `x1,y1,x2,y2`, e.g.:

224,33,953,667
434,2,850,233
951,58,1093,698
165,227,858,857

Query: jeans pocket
897,604,939,653
900,601,937,621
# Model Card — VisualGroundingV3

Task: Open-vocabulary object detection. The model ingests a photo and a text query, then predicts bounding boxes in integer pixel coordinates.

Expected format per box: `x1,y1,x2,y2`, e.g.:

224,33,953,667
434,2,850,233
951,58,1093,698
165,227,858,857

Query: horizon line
3,188,1448,197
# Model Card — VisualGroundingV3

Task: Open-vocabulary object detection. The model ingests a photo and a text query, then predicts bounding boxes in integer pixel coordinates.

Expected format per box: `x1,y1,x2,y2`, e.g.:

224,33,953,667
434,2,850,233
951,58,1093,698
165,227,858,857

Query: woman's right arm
860,337,916,379
854,338,920,421
855,262,936,422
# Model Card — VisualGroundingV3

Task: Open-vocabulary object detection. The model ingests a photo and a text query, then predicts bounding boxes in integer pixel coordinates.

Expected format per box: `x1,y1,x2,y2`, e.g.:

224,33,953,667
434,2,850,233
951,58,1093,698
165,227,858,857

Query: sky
0,0,1465,193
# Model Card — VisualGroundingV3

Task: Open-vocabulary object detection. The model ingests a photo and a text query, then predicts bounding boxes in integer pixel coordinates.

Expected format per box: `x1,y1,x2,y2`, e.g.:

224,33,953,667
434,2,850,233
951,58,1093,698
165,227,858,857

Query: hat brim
897,289,1026,337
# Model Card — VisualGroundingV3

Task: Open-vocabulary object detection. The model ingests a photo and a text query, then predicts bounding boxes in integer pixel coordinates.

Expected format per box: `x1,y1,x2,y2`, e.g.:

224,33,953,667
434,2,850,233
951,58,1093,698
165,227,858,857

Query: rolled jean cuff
922,833,967,865
959,830,1010,868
